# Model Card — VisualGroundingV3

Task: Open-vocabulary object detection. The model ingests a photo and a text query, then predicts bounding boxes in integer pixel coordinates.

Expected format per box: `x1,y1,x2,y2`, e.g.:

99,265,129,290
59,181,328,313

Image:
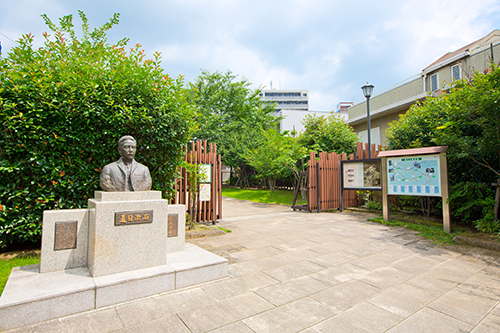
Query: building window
358,127,381,146
430,73,438,91
451,64,461,80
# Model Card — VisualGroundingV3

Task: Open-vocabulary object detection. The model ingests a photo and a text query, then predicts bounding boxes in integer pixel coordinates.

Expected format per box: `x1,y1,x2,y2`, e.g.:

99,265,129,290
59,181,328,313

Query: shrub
474,213,500,234
449,182,495,224
386,66,500,222
0,12,194,249
298,113,358,155
366,200,383,211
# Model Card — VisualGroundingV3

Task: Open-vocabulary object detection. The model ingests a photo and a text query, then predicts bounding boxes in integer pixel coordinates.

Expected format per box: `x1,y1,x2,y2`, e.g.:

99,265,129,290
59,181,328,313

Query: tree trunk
495,177,500,221
188,192,194,230
238,165,251,188
300,174,308,202
496,152,500,221
193,194,198,228
420,197,431,217
268,178,276,193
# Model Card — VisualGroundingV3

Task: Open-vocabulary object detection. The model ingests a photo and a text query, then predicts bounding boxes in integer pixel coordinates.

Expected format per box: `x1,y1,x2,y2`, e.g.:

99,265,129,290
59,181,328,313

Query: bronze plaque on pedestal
54,221,78,251
168,214,178,237
115,210,153,226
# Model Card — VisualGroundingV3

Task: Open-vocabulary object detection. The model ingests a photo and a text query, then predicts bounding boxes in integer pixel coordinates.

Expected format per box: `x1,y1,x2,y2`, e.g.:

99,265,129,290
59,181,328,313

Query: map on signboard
387,154,441,196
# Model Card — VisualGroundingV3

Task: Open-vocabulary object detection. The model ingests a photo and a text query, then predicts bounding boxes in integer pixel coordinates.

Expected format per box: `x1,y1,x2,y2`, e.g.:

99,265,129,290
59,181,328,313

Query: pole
440,152,450,233
339,160,343,212
366,97,371,159
316,163,321,213
381,157,390,222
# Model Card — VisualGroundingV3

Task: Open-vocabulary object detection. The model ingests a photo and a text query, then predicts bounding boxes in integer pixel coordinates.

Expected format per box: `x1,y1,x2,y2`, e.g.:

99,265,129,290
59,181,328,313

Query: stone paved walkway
6,197,500,332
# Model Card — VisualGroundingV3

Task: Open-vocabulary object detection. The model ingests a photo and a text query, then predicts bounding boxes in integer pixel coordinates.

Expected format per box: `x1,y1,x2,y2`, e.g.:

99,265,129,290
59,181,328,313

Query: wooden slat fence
301,142,382,212
175,140,222,223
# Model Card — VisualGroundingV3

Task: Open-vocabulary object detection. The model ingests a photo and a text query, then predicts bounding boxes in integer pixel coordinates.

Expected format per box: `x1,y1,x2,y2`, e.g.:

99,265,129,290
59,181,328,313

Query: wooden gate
293,142,382,212
175,140,222,223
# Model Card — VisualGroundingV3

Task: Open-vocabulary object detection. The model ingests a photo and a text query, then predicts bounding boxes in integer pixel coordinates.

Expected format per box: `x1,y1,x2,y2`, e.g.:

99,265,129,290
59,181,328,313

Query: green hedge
0,12,194,249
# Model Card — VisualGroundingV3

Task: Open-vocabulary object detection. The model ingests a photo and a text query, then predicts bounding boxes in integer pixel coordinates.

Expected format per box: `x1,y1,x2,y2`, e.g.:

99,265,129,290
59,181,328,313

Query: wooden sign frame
378,146,450,233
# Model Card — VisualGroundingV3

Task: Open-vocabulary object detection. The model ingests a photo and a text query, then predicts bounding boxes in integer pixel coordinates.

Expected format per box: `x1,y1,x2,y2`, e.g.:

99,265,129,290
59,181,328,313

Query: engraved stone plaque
115,210,153,226
168,214,178,237
54,221,78,251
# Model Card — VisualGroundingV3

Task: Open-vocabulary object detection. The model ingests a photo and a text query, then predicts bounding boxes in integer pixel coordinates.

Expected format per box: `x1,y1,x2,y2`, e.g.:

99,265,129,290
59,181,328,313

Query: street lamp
361,83,374,158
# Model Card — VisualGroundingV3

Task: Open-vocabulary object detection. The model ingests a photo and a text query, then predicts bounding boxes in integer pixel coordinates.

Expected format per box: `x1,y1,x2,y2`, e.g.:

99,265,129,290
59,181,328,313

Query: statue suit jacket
100,158,152,191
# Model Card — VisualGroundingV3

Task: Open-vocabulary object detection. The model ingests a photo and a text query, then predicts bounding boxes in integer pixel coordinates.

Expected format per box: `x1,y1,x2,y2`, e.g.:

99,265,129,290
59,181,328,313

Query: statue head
118,136,136,163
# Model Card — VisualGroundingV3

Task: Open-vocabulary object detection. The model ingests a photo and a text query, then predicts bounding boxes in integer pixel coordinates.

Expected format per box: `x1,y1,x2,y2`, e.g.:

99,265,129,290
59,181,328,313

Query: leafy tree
0,11,194,249
386,65,500,221
278,134,309,200
244,129,307,193
186,70,280,185
298,113,358,155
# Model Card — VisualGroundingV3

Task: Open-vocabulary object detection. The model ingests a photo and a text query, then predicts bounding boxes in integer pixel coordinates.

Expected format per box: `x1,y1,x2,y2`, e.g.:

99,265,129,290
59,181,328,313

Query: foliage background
244,129,307,192
0,12,194,249
186,70,280,187
386,65,500,225
298,113,358,155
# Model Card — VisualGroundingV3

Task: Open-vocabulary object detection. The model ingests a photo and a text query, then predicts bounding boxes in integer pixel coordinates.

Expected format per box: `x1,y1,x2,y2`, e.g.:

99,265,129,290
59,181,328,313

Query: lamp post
361,83,374,158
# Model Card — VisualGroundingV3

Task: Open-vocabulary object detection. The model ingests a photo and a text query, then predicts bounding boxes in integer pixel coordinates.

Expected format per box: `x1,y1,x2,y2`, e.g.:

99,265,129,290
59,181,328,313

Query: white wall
280,109,331,134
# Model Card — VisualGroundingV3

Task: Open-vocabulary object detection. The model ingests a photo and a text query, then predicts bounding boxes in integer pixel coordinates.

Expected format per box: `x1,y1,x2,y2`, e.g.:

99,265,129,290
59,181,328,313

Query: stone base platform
0,244,228,330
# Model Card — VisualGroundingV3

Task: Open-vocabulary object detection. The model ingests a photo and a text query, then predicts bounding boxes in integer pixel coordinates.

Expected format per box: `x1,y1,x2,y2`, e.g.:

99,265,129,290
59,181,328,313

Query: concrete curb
453,234,500,251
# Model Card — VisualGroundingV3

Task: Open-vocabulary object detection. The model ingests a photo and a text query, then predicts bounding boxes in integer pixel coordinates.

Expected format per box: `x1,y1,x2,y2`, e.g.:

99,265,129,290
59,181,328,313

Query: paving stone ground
6,197,500,332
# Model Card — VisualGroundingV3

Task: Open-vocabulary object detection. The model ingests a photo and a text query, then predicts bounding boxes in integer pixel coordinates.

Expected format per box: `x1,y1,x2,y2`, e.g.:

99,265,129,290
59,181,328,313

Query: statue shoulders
102,159,122,171
133,160,150,172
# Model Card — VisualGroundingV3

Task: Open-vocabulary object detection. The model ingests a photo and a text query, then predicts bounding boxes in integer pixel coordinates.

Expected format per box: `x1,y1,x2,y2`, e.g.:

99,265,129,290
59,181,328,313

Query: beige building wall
348,30,500,148
351,111,403,146
348,77,425,145
426,44,500,92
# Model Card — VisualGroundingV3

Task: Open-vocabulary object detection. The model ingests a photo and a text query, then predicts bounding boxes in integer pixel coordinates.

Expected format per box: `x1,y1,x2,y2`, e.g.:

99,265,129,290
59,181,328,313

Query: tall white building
261,89,322,133
260,89,309,111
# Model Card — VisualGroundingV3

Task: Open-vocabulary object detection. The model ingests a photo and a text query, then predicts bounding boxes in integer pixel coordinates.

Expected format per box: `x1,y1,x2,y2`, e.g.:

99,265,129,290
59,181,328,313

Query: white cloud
383,0,500,72
1,0,499,111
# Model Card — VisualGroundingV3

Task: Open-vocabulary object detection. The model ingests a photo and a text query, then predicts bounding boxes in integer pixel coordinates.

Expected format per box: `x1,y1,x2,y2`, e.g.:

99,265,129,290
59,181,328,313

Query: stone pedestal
88,191,168,277
0,191,227,330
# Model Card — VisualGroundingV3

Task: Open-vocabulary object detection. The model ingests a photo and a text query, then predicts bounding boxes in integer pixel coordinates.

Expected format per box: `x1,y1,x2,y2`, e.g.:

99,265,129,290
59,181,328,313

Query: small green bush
366,200,382,211
449,182,495,224
0,12,193,250
474,213,500,234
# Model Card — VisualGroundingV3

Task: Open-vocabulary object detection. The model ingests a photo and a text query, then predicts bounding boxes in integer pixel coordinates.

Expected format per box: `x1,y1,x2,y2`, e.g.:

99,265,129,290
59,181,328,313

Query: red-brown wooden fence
295,142,382,212
174,140,222,223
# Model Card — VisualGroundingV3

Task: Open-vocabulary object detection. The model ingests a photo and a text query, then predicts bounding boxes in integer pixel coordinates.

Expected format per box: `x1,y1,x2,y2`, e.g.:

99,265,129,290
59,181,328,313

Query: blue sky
1,0,499,110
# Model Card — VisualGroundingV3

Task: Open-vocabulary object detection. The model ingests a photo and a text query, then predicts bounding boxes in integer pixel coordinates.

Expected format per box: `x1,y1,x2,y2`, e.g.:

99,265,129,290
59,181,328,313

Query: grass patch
1,255,40,296
368,217,464,245
222,187,306,206
218,226,232,233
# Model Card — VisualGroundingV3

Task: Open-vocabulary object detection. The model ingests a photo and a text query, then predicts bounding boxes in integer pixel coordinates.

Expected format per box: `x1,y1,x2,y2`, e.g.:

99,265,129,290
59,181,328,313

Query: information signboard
339,159,381,212
378,146,449,233
386,154,441,196
341,159,381,190
200,183,211,201
199,164,212,183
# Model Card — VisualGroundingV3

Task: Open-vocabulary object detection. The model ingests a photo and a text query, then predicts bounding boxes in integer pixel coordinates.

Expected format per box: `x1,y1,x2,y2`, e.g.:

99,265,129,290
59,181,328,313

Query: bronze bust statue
99,136,152,191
